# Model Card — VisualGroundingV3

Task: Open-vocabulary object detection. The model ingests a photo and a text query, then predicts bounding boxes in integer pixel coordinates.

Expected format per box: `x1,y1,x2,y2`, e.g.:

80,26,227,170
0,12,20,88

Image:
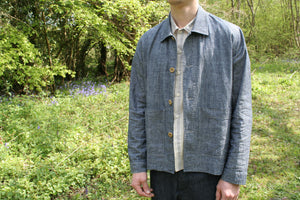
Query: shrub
0,24,74,96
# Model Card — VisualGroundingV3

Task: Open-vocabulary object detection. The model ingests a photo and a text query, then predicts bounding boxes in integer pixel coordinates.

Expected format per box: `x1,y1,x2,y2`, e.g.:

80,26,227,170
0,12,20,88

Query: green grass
0,60,299,199
241,60,299,200
0,82,133,199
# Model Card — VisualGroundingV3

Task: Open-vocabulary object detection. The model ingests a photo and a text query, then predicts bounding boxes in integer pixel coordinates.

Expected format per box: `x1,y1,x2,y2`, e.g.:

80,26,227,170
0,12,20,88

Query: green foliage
0,24,40,94
70,0,168,71
0,24,74,95
0,0,299,93
0,0,169,86
203,0,300,60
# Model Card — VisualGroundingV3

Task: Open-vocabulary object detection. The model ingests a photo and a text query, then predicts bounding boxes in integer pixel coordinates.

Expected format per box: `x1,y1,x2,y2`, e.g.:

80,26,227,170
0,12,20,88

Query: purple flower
4,143,9,149
38,126,40,129
60,81,107,97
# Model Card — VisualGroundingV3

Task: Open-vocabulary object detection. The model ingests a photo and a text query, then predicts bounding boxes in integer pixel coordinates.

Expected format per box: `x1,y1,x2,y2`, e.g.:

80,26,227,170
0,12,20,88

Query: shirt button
169,67,175,73
168,132,173,138
168,99,173,105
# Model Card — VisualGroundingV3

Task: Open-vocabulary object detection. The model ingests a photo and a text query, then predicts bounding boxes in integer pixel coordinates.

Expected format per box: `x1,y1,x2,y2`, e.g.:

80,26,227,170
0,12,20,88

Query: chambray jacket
128,6,252,185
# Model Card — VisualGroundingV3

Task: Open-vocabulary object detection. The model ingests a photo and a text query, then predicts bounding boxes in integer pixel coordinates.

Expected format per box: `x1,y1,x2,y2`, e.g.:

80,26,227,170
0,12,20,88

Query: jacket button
168,99,172,105
168,132,173,138
169,67,175,73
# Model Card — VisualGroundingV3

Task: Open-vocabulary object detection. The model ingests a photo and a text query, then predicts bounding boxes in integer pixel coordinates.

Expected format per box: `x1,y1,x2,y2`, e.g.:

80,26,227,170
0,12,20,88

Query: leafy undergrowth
0,60,299,199
0,81,133,199
240,60,299,200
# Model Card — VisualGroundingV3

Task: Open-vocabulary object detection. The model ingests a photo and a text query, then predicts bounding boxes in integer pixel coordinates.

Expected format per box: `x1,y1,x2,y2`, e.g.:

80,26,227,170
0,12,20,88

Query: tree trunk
112,51,127,82
292,0,300,47
231,0,235,20
246,0,260,41
41,11,52,66
97,41,108,76
76,39,91,78
237,0,241,19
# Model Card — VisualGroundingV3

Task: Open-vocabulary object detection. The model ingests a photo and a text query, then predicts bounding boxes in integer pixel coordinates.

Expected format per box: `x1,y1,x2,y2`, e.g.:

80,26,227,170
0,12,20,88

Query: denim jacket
128,6,252,185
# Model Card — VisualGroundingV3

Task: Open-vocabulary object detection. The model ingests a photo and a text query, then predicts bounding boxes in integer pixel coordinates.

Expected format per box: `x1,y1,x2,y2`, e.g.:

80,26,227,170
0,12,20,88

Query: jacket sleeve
221,27,252,185
127,40,147,173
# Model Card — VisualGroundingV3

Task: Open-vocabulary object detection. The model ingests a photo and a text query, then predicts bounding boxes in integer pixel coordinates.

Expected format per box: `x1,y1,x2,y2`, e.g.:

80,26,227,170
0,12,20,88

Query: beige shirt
170,16,195,172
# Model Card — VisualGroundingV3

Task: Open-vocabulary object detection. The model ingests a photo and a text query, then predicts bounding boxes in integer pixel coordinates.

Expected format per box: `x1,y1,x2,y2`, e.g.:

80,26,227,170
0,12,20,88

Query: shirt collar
160,5,209,42
170,15,195,35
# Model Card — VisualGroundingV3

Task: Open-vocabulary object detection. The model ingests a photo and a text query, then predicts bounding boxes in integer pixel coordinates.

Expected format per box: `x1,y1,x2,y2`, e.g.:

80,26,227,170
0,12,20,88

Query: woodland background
0,0,299,95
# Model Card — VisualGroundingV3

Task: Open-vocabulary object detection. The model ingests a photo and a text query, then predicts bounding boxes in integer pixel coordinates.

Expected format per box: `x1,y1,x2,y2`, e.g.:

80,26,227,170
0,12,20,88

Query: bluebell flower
51,100,58,105
59,81,107,97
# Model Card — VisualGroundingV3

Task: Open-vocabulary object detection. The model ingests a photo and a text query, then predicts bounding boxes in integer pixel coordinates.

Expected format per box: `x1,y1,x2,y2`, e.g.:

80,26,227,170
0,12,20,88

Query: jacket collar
160,5,209,42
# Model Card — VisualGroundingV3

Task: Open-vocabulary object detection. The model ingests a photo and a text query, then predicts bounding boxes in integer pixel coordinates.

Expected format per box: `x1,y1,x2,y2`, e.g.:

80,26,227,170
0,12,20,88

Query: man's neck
170,0,198,29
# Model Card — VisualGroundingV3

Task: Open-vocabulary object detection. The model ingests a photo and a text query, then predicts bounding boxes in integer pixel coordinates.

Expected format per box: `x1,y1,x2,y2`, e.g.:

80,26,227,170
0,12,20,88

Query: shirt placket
174,29,186,172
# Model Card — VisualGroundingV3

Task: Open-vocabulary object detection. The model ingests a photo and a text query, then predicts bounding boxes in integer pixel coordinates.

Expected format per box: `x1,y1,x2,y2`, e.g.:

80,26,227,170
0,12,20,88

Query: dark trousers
150,170,220,200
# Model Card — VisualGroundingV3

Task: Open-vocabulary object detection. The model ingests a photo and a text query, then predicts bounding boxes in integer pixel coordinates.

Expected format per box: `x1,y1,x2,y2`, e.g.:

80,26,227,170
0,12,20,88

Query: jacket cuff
130,161,147,174
221,170,248,185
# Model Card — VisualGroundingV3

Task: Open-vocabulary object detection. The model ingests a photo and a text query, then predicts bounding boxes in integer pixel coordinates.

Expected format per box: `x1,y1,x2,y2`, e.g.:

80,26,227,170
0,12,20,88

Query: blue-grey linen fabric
128,6,252,185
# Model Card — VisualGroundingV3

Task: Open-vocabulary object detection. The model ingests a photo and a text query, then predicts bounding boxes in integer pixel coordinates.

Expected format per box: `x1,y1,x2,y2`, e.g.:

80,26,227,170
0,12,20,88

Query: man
128,0,252,199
